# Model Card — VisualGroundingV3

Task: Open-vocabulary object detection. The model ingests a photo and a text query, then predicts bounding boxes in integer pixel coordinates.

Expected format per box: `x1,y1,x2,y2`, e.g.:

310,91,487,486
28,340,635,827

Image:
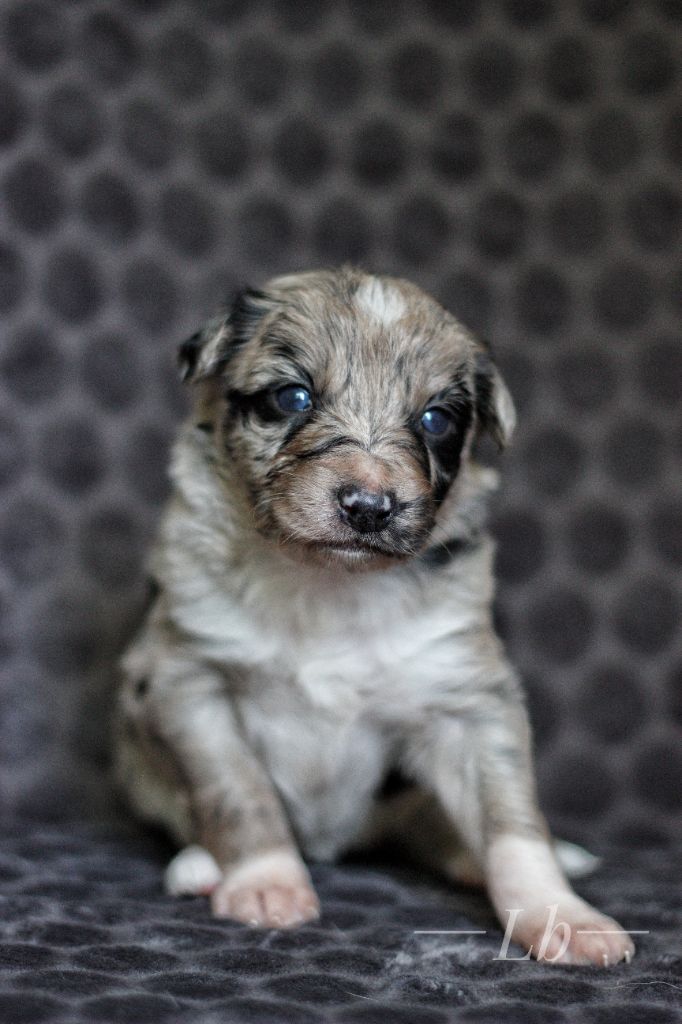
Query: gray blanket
0,820,680,1023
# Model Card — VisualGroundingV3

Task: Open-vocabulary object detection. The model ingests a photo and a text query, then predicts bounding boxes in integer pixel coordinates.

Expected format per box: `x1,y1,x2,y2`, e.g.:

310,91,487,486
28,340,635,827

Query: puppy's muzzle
337,485,397,533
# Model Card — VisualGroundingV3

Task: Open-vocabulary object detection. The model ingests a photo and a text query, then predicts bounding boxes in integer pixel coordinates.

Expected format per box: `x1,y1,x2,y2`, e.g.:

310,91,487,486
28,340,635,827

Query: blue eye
276,385,312,413
421,407,451,436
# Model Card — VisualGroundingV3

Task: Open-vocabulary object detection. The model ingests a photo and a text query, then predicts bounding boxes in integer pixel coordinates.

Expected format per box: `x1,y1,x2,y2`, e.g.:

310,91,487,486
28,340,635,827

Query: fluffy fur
115,268,633,965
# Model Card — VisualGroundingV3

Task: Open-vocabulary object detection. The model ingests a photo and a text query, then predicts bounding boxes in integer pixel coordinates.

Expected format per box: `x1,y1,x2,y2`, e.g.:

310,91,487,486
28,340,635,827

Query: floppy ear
177,288,271,383
474,347,517,449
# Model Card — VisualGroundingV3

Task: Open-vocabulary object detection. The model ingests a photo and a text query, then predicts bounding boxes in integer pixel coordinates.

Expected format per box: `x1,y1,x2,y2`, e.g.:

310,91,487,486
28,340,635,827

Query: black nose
337,485,396,533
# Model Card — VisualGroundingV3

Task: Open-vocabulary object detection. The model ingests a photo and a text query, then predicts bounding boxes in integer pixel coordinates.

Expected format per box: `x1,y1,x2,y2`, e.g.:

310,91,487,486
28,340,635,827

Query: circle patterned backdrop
0,0,680,846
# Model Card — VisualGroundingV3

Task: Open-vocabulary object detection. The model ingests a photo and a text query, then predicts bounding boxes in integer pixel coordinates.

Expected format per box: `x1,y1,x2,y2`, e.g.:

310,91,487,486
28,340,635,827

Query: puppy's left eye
420,407,451,435
276,385,312,413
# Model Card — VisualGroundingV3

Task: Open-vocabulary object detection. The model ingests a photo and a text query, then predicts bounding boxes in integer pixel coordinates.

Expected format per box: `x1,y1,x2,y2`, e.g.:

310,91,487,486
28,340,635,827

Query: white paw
210,849,320,928
164,845,222,897
487,835,634,967
554,839,601,879
506,898,635,966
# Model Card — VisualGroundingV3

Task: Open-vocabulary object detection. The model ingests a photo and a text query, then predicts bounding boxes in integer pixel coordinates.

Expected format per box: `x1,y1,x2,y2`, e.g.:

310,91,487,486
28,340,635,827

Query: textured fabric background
0,0,681,852
0,822,680,1024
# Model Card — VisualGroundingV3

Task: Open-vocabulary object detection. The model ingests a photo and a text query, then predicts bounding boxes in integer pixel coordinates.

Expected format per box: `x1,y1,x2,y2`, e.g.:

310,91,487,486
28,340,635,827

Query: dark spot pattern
0,12,680,1020
0,822,676,1023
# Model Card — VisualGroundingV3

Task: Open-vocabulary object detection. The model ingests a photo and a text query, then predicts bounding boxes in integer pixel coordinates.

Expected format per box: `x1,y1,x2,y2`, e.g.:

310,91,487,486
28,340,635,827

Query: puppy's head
180,268,515,569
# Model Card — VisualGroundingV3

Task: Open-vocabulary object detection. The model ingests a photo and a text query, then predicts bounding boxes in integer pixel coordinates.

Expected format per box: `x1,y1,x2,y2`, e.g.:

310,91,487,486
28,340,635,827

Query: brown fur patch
187,268,512,569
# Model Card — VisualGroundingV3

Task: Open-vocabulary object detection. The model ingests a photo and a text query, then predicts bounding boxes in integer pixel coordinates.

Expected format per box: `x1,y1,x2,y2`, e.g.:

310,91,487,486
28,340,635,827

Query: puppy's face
181,270,515,569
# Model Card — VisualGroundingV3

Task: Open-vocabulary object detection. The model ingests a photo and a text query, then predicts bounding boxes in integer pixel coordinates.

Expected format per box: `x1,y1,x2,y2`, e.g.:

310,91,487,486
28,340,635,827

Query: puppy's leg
366,787,486,886
406,679,634,966
377,793,598,888
121,659,319,927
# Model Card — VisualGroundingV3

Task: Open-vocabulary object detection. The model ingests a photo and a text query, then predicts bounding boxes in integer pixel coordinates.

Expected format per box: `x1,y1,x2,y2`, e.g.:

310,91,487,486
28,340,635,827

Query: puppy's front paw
508,899,635,966
210,849,320,928
488,836,634,967
211,879,320,928
560,911,634,967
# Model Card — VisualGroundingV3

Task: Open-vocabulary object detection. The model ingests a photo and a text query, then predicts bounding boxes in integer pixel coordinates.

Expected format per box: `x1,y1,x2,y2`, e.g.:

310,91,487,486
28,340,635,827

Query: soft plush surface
1,2,681,1021
0,820,680,1023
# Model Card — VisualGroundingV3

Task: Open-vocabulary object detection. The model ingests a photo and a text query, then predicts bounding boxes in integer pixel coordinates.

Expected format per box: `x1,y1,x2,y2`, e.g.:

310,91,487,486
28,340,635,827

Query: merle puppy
116,268,633,966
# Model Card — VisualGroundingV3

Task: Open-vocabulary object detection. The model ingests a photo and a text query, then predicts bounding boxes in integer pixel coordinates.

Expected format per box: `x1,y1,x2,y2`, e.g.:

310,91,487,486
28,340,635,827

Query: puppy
115,268,633,966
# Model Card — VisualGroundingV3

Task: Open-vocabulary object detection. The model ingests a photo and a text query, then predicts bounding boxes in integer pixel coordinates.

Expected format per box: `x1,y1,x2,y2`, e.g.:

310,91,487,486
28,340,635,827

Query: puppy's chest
277,612,403,707
201,579,461,714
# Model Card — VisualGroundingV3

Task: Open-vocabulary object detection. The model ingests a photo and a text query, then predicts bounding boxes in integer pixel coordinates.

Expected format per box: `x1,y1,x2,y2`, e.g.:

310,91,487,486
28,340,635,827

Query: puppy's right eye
275,385,312,413
420,407,451,435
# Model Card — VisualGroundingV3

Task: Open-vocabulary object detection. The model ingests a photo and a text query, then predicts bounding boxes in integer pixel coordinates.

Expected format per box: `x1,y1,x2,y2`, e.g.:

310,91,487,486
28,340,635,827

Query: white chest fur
172,544,490,717
155,439,499,858
163,544,493,859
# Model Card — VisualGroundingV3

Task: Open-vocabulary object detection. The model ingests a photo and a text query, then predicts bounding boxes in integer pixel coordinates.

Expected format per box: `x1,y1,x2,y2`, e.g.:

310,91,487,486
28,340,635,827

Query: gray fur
115,269,633,964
